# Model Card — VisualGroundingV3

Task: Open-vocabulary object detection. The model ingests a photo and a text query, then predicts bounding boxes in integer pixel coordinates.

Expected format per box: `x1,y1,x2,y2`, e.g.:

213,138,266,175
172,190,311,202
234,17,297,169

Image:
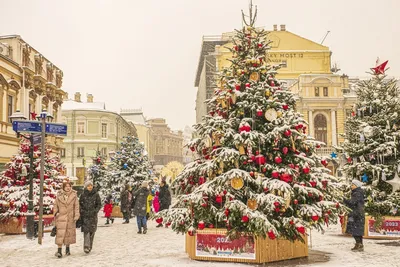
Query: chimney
273,24,278,31
74,92,81,102
280,24,286,31
87,94,93,103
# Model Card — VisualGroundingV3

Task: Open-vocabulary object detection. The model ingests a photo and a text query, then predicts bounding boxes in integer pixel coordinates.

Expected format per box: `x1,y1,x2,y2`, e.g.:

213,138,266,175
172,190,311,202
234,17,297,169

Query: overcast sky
1,0,399,130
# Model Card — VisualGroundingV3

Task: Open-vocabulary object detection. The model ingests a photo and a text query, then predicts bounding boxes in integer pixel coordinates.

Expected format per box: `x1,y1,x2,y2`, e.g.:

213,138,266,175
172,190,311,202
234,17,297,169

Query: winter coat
153,194,160,213
104,202,113,218
120,190,132,212
79,188,102,233
159,185,171,211
147,194,154,213
133,187,149,217
344,187,365,236
54,190,80,246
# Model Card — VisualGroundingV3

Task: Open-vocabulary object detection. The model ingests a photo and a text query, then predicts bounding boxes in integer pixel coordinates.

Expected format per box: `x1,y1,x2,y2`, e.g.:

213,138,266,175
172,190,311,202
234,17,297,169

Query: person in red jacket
104,195,114,225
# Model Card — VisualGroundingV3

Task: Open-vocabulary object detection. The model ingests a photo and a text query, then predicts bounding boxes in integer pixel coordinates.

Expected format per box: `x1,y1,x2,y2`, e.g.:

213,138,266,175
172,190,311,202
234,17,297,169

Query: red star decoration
30,112,37,120
371,60,388,75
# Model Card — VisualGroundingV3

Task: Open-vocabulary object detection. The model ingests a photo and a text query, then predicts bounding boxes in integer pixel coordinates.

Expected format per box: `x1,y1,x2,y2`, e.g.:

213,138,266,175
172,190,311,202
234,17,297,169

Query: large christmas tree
0,137,64,219
338,60,400,219
101,135,152,200
156,6,346,242
87,150,108,190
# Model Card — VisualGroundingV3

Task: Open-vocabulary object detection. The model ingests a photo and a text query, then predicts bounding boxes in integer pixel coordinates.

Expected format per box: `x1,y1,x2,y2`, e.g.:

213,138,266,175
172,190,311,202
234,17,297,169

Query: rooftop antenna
242,0,258,27
321,30,330,44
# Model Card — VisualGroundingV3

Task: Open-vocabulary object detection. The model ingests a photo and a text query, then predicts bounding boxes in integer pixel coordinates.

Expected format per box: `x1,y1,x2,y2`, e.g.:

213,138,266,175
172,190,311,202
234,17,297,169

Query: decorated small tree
0,137,64,220
101,135,152,201
87,150,108,190
337,60,400,221
157,6,346,242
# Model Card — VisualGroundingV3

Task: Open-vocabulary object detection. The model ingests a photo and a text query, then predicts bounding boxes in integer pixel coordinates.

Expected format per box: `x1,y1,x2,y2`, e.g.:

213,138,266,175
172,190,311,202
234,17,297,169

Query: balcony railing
315,146,334,156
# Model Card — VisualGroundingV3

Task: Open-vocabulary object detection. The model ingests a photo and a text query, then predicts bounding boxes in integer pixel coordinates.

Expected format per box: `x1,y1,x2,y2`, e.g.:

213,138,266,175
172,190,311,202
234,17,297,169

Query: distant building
147,118,183,166
61,93,137,185
120,108,155,162
0,35,66,169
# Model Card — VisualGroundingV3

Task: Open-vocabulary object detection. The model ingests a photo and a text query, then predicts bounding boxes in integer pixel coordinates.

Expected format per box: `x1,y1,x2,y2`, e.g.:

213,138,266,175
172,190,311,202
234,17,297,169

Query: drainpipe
71,110,75,176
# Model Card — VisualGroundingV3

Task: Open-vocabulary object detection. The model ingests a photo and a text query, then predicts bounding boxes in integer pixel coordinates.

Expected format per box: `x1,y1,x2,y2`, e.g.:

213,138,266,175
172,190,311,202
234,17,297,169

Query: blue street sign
32,134,42,145
12,121,42,133
45,123,67,136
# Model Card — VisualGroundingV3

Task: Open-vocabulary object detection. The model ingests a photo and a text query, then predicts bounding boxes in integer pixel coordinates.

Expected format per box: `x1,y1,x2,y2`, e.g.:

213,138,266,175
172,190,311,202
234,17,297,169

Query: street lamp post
38,110,53,245
9,111,36,240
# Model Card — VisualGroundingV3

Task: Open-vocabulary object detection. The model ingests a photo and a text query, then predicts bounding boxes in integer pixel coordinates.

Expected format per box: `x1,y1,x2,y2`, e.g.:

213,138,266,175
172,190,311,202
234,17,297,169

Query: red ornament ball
245,83,251,88
282,147,289,155
198,221,205,230
241,215,249,223
224,209,230,216
249,171,254,177
256,110,263,117
311,215,319,221
156,218,163,224
302,167,310,174
296,226,305,234
271,171,279,178
268,230,276,240
215,195,223,204
321,160,328,167
282,104,289,110
209,224,214,229
284,129,292,137
294,199,299,205
235,84,241,91
274,157,283,164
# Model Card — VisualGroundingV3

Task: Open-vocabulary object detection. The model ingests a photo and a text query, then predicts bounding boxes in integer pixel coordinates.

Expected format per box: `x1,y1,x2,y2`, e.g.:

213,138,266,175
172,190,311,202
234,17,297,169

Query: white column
57,106,62,122
2,89,7,121
308,110,314,137
35,95,42,114
48,100,54,115
16,89,22,111
331,109,337,146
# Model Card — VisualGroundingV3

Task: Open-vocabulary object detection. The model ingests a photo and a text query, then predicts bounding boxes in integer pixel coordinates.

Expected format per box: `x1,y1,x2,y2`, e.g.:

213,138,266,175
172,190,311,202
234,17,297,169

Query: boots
143,225,147,234
55,248,62,258
65,246,70,256
351,243,364,252
111,218,114,224
137,228,142,234
105,218,110,225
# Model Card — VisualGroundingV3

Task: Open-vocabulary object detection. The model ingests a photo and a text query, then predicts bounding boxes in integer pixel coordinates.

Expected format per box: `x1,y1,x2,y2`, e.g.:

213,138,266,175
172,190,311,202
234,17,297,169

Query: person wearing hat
79,180,102,254
132,181,150,234
53,180,80,258
344,179,365,252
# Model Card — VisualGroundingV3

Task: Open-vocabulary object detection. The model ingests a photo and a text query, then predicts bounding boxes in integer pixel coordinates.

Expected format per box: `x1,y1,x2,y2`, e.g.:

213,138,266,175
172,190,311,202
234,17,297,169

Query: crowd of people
52,178,171,258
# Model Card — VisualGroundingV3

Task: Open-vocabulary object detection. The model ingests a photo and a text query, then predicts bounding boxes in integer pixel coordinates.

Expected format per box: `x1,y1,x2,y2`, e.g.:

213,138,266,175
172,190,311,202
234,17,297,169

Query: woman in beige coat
54,181,80,258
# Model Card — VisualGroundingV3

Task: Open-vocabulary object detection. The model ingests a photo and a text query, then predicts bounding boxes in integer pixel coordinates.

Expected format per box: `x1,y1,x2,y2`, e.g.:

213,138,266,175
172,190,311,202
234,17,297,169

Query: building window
314,87,320,97
314,114,327,144
77,122,85,134
323,87,328,97
102,123,107,138
60,149,66,158
77,147,85,157
8,95,13,122
101,147,107,157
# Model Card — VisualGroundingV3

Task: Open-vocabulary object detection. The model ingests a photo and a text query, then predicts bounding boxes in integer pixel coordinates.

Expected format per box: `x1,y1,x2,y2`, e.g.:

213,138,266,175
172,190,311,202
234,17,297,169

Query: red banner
368,218,400,237
196,233,255,259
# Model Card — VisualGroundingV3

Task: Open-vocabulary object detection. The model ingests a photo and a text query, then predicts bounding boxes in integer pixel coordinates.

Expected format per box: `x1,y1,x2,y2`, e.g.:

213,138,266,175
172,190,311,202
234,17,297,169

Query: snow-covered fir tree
338,60,400,219
156,6,346,242
87,150,108,190
101,135,152,201
0,137,64,219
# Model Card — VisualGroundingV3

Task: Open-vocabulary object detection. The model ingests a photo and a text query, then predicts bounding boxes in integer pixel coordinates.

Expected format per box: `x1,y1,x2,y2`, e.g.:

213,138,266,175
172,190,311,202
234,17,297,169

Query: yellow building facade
195,25,356,165
0,35,66,169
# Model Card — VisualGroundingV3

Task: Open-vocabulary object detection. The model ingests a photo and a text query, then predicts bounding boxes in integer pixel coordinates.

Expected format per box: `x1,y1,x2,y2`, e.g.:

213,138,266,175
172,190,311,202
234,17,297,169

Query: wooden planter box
185,228,308,264
0,215,54,234
341,215,400,239
111,206,123,218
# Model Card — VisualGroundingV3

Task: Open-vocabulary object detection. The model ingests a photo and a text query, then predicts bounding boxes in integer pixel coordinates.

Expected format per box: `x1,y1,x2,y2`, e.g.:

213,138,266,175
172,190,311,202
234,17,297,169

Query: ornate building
61,93,137,185
147,118,183,166
195,25,356,174
0,35,66,169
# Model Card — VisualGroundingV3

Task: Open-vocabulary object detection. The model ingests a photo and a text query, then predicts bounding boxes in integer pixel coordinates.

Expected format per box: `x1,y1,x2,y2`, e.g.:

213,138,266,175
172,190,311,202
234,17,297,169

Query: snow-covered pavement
0,219,399,267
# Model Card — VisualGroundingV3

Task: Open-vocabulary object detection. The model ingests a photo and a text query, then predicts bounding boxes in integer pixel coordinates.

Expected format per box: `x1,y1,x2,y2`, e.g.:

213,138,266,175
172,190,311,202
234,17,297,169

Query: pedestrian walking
344,179,365,252
133,181,150,234
156,179,171,228
153,191,160,213
120,184,132,224
104,195,114,225
146,189,154,220
79,181,102,254
53,181,80,258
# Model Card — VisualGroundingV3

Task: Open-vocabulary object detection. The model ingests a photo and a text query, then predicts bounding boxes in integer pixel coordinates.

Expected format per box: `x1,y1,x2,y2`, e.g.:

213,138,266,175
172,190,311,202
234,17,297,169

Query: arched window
314,114,327,144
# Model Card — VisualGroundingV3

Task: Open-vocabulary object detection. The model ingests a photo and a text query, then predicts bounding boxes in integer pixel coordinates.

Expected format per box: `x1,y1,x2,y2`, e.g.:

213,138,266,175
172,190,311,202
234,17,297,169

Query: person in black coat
133,181,150,234
120,184,132,224
156,180,171,228
79,181,102,254
344,179,365,252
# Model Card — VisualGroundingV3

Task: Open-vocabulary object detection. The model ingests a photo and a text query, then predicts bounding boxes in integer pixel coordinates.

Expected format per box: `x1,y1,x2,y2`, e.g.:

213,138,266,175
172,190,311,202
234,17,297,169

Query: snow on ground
0,219,399,267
